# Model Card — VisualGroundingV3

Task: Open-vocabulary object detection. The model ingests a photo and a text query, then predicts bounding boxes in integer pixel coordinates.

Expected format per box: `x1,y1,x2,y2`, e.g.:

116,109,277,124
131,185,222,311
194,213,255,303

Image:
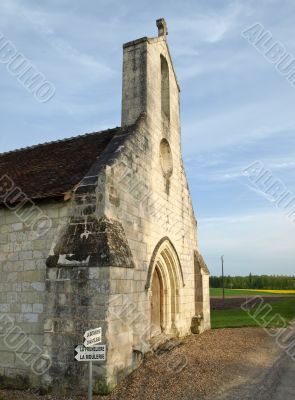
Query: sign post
74,328,104,400
84,326,102,400
88,360,93,400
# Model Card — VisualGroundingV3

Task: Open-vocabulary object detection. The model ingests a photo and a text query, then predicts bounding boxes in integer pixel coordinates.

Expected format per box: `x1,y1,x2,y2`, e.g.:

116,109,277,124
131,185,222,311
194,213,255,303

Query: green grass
210,288,295,297
211,298,295,329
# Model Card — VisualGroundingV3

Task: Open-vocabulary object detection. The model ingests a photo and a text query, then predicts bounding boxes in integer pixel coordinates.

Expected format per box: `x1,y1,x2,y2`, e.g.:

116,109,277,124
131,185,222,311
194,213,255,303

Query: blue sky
1,0,295,275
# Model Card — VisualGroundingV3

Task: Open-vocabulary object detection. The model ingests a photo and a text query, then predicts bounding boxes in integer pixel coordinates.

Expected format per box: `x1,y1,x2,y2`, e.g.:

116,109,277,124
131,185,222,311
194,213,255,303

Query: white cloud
0,0,114,80
183,96,295,154
198,211,295,275
171,2,243,43
188,154,295,183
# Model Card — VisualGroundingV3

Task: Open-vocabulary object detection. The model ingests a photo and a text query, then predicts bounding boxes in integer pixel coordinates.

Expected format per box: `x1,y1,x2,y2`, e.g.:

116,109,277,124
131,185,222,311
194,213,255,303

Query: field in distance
210,288,295,329
210,288,295,297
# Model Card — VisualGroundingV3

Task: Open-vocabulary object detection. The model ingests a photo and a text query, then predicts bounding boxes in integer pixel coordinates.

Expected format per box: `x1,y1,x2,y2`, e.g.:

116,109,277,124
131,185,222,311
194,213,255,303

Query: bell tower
121,18,180,138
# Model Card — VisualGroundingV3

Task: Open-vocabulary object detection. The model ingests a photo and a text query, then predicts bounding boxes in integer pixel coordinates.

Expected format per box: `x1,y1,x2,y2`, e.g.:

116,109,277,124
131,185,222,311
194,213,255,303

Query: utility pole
221,255,225,301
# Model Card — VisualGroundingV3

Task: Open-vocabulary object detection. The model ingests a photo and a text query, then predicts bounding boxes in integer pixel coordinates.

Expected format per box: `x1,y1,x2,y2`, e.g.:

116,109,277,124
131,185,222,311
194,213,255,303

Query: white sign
84,327,102,347
75,345,106,362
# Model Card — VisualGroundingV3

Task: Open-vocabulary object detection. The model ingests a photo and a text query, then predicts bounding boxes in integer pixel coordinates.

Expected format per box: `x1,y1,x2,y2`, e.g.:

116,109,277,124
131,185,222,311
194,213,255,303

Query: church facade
0,19,210,394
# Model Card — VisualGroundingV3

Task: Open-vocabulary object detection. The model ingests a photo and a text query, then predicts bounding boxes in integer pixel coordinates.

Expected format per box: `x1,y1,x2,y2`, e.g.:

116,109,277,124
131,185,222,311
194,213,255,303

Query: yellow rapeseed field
233,289,295,294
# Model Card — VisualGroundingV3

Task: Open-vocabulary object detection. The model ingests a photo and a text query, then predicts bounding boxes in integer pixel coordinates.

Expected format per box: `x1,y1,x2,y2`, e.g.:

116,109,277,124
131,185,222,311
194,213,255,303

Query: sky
1,0,295,276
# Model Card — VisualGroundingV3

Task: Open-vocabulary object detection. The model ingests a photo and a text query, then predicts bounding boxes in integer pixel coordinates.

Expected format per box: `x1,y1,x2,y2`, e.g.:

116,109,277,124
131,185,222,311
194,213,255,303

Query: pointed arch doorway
150,267,163,337
146,238,185,338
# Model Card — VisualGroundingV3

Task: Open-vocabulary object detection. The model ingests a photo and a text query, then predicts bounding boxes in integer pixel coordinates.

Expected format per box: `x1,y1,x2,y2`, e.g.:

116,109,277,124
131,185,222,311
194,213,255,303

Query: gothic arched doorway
150,267,163,337
146,238,185,338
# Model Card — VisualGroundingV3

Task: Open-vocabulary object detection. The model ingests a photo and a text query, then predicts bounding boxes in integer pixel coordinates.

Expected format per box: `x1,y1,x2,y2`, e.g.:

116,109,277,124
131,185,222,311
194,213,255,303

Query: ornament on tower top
156,18,168,37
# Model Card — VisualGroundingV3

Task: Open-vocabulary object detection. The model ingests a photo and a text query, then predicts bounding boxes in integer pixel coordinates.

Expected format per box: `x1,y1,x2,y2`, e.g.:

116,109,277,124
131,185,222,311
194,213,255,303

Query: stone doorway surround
146,237,185,338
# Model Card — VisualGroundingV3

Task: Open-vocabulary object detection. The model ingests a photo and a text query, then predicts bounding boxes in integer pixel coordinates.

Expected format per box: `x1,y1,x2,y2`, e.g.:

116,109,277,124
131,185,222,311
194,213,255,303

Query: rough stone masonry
0,18,210,395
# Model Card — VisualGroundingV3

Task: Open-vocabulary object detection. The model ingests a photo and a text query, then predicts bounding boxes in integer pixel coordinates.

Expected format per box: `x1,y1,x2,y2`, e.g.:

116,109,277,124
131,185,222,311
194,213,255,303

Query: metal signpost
89,359,92,400
75,327,105,400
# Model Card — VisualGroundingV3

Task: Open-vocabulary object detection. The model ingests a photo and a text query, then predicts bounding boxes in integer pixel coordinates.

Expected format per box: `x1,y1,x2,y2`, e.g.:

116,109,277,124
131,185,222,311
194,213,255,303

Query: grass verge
211,297,295,329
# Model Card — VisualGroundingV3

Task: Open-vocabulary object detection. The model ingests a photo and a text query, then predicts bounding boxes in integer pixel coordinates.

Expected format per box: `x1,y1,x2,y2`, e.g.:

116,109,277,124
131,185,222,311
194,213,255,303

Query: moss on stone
0,374,29,390
38,385,53,395
94,379,115,395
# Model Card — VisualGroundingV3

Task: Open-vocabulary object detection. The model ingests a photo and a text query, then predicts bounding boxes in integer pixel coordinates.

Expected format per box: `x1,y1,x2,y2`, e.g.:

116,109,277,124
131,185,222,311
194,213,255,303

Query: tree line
210,274,295,290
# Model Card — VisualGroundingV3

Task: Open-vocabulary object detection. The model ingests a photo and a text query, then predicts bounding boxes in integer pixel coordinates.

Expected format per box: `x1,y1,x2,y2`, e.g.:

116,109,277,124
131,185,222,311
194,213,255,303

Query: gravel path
0,328,281,400
207,326,295,400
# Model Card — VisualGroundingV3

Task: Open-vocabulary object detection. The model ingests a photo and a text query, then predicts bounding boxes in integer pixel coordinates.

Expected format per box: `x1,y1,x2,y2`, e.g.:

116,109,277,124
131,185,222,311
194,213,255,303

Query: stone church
0,19,210,394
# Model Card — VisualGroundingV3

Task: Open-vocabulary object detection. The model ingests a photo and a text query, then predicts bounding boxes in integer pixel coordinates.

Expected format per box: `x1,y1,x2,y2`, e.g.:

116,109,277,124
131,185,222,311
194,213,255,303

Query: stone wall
0,200,69,388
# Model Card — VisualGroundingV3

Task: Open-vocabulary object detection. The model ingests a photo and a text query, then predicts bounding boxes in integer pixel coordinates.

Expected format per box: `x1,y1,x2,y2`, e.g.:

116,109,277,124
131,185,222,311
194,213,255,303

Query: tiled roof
0,127,122,203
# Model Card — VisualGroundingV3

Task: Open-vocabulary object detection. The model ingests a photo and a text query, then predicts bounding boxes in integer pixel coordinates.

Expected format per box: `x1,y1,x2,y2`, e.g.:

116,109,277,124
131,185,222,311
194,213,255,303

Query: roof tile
0,127,122,203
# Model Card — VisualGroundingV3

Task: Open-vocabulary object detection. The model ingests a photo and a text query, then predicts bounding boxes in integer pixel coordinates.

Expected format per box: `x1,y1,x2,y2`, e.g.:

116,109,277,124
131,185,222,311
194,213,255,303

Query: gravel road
0,327,281,400
208,348,295,400
208,327,295,400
